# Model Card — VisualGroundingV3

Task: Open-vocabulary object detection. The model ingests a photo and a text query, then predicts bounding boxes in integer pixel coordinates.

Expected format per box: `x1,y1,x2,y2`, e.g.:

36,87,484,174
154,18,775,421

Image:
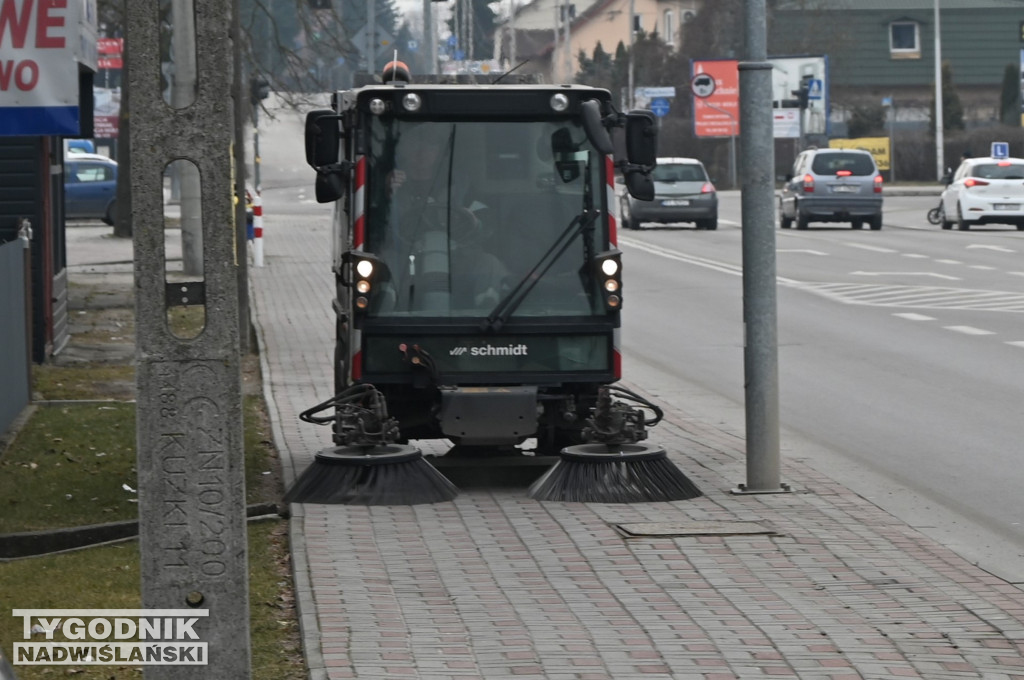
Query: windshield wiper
481,208,599,332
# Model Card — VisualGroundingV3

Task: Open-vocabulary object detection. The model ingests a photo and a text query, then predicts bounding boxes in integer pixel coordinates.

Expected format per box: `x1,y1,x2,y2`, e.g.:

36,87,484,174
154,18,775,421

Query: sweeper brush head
528,444,702,503
284,445,458,505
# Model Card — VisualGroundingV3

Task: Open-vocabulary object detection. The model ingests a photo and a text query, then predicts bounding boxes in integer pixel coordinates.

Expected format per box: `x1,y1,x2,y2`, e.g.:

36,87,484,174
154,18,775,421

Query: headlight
550,93,569,112
594,250,623,311
402,93,422,112
356,259,374,278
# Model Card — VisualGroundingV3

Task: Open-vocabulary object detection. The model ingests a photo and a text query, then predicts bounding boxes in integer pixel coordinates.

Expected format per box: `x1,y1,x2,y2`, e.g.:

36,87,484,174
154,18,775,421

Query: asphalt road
254,102,1024,581
619,192,1024,582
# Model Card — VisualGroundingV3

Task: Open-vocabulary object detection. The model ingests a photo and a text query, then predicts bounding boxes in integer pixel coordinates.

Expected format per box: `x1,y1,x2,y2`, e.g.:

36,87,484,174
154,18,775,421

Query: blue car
65,153,118,225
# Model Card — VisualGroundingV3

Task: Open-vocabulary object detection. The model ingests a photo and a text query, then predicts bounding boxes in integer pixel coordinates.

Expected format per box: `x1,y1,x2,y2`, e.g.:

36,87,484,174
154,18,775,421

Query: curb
0,502,284,560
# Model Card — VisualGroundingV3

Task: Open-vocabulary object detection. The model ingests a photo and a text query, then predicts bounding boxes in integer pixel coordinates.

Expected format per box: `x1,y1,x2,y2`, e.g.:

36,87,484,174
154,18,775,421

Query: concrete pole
734,0,786,494
127,0,251,677
934,0,944,180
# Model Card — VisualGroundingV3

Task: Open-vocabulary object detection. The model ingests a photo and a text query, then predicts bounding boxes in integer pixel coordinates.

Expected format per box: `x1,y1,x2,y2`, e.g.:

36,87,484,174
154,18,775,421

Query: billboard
0,0,95,135
829,137,890,172
691,59,739,138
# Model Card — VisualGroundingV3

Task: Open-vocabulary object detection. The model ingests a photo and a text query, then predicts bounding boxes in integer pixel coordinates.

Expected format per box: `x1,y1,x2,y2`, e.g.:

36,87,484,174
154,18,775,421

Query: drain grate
613,521,778,538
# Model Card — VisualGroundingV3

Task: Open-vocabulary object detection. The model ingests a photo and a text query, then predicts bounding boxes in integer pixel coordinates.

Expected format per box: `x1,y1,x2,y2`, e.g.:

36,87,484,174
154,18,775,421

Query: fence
0,239,31,439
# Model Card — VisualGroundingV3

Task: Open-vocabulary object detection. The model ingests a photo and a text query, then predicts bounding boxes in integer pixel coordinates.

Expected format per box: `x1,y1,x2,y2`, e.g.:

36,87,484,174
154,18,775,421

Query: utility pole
934,0,944,180
734,0,787,494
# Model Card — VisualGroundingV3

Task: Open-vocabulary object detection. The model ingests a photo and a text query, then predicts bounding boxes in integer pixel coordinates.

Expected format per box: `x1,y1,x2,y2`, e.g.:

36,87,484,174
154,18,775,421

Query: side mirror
315,170,346,204
305,109,340,168
581,99,613,155
624,169,653,201
624,110,657,167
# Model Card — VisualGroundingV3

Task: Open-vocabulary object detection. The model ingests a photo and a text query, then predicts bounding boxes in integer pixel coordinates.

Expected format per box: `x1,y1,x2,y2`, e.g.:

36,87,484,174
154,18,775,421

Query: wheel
796,211,809,230
868,213,882,230
927,207,941,225
620,198,637,230
102,200,117,226
851,220,864,229
1017,223,1024,231
778,201,792,229
956,203,971,231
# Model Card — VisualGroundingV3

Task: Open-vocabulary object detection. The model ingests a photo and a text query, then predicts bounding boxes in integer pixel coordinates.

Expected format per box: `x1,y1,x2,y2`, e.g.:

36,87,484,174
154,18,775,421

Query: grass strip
0,521,305,680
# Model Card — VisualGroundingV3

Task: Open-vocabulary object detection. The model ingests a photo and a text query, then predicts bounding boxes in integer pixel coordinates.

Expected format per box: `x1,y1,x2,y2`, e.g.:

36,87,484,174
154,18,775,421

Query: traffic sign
992,141,1010,159
649,98,670,117
638,86,676,99
690,73,715,98
807,78,823,100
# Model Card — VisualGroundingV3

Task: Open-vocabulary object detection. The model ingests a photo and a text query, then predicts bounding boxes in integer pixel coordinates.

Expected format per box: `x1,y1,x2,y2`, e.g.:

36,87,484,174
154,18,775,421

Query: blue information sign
649,97,670,117
991,142,1010,159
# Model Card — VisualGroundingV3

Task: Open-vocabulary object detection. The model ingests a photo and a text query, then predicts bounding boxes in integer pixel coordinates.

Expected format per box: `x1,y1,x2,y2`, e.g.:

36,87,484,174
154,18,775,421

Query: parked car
939,156,1024,231
620,157,718,230
778,147,883,230
65,153,118,225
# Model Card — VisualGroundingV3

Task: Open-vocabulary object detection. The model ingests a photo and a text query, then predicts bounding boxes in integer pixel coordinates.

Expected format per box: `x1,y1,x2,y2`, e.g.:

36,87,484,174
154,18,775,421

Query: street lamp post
934,0,944,180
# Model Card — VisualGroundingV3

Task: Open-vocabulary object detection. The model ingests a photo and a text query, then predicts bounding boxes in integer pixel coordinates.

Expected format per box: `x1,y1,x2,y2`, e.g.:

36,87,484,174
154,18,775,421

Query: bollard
252,193,264,267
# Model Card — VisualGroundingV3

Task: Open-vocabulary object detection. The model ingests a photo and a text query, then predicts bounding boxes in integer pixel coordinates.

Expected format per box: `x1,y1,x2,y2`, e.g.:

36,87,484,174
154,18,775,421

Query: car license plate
993,203,1020,210
662,199,689,206
832,185,858,193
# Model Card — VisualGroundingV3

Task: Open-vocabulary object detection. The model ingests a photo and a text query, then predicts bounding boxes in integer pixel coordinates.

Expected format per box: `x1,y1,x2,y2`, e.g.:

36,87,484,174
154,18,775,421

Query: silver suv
779,148,884,230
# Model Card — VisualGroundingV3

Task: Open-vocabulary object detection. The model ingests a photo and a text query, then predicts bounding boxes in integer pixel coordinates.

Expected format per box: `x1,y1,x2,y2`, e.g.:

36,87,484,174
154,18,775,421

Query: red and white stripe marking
252,192,264,267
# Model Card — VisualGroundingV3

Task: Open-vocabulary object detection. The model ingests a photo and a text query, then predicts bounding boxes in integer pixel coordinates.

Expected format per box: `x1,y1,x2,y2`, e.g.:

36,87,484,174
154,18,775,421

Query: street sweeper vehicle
287,65,702,505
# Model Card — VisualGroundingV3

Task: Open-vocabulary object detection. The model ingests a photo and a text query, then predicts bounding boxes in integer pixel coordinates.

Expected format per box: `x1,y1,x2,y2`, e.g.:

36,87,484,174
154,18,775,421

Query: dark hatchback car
779,148,883,230
65,153,118,225
620,157,718,230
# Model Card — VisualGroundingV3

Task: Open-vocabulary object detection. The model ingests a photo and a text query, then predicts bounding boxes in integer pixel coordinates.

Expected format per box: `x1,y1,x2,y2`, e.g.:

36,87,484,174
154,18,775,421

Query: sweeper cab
301,66,658,463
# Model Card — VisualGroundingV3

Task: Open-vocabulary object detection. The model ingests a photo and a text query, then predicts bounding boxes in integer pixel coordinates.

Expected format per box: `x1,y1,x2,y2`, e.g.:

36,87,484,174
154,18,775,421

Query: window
889,21,920,59
663,10,674,46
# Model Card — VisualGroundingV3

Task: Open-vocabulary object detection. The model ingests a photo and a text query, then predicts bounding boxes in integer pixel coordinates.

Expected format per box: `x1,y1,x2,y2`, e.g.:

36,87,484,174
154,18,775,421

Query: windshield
652,163,706,183
365,119,606,319
970,163,1024,180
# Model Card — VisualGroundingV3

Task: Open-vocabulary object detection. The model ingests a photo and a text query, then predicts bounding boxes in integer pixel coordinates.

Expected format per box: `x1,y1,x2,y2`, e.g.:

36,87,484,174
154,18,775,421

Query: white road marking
936,259,961,264
969,265,997,271
845,243,898,253
1009,272,1024,277
893,313,935,321
1007,341,1024,348
944,326,996,336
901,253,929,259
967,244,1016,253
850,271,961,280
778,249,828,255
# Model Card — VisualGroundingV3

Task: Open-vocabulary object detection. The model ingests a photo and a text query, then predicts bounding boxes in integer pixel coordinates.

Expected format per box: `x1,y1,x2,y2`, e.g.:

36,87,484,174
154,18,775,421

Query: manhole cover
613,521,777,538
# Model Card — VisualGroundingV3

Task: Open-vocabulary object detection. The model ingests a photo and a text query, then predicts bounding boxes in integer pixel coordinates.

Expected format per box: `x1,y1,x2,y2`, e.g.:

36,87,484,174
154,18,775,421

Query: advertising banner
829,137,890,172
691,59,739,138
0,0,87,135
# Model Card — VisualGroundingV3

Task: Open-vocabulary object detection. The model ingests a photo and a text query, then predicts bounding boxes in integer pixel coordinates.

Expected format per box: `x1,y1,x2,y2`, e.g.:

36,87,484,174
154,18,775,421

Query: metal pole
934,0,944,180
734,0,786,494
627,0,635,108
367,0,375,73
424,0,436,75
252,104,260,191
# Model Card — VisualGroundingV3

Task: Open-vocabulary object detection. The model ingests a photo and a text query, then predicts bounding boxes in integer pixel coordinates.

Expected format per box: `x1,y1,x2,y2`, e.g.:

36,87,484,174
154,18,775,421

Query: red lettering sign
0,58,38,90
0,0,66,49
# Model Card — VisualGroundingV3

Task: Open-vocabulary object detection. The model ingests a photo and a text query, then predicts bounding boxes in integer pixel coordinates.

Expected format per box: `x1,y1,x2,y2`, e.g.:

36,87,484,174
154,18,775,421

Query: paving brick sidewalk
250,209,1024,680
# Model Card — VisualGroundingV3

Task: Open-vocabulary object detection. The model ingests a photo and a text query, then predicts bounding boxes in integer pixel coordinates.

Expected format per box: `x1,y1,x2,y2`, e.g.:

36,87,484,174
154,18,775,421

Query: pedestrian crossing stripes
790,282,1024,312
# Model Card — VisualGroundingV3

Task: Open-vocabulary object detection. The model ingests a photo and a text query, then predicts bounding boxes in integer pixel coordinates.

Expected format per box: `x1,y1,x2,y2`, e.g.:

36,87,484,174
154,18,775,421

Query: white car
939,156,1024,230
